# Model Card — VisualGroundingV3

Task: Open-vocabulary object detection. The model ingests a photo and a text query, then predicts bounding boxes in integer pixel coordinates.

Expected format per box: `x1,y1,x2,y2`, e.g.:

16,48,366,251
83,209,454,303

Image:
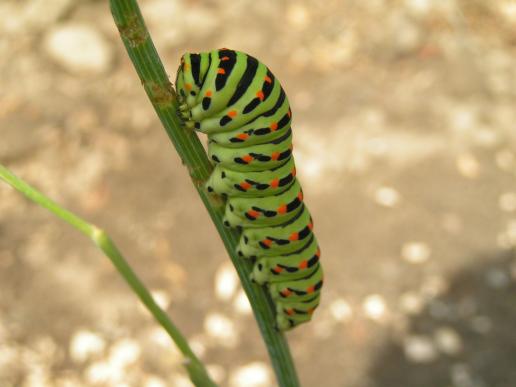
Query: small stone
470,316,492,334
233,290,252,315
399,292,424,315
204,313,238,348
108,339,140,367
374,186,401,207
451,107,477,131
401,242,431,264
85,361,113,384
172,375,195,387
69,330,106,363
405,0,431,15
206,364,226,384
473,127,499,148
229,362,271,387
434,327,463,355
286,4,310,29
428,300,452,319
499,192,516,212
329,298,353,322
441,213,463,234
189,337,206,359
456,154,480,178
214,263,238,302
144,376,167,387
451,363,474,387
44,24,113,74
390,12,422,54
495,149,514,171
150,289,171,310
363,294,387,321
499,1,516,23
403,335,438,363
24,0,75,28
485,268,510,289
421,276,448,298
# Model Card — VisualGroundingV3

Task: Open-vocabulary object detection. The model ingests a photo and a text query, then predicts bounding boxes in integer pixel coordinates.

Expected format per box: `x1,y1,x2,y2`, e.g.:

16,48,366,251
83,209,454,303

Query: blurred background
1,0,515,386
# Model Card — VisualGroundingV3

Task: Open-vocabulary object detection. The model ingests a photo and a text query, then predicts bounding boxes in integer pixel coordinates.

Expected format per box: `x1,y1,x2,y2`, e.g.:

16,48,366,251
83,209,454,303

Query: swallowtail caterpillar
176,49,323,330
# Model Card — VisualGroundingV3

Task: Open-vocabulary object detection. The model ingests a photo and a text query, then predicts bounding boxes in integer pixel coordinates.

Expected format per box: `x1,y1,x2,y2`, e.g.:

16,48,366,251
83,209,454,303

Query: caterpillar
176,48,323,331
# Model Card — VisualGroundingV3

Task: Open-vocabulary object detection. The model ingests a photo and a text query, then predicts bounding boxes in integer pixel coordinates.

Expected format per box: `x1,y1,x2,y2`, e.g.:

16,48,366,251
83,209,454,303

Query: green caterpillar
176,48,323,331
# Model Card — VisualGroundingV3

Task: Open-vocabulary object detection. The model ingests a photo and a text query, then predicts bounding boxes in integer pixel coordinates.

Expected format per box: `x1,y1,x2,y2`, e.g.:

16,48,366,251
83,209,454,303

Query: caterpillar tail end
276,316,294,332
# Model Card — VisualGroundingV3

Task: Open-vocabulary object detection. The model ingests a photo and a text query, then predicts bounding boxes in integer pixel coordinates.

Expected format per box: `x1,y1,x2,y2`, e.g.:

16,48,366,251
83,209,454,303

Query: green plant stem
109,1,300,386
0,164,216,387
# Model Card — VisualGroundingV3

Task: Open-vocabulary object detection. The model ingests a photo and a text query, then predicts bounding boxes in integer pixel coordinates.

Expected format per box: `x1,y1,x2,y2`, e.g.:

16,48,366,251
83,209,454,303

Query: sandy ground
1,0,515,386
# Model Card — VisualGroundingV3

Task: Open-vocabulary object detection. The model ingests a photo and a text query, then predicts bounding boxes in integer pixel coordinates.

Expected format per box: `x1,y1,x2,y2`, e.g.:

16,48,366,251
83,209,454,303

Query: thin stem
109,1,300,386
0,164,216,387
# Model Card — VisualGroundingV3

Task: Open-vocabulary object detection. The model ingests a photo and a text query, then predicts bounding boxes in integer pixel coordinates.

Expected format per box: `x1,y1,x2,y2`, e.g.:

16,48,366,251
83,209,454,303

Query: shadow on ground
369,249,516,387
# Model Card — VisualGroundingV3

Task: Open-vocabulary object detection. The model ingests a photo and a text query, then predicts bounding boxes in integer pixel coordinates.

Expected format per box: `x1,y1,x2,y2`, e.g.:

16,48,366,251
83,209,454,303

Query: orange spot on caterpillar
205,90,212,97
308,222,313,230
261,239,272,247
256,90,265,101
183,63,190,71
287,109,292,118
217,68,226,74
264,76,272,83
270,122,278,131
237,133,249,140
270,178,279,188
240,182,252,190
277,204,287,214
271,152,280,161
297,192,304,201
286,308,295,315
221,56,230,61
307,308,315,315
306,286,315,294
291,168,296,177
289,232,299,241
247,209,260,218
185,83,192,91
281,289,292,297
242,154,253,163
316,248,321,257
228,110,237,117
273,266,283,273
299,260,308,269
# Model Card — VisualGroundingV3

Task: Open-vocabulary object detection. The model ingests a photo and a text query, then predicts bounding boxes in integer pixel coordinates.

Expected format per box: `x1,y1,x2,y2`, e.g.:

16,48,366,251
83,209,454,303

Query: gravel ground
0,0,515,386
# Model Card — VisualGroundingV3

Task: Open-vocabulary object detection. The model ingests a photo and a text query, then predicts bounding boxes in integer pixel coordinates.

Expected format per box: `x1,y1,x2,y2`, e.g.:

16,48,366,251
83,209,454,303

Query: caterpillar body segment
269,265,324,302
208,129,293,172
208,97,291,148
251,236,321,284
205,157,296,198
223,179,303,228
236,205,313,258
176,48,323,330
